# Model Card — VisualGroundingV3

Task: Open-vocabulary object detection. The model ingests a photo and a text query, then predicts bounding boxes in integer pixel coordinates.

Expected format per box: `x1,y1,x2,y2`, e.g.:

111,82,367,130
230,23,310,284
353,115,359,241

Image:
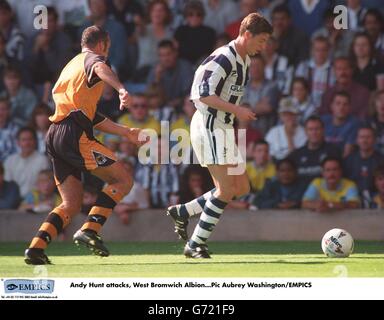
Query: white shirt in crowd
265,125,307,160
4,151,50,198
120,182,149,209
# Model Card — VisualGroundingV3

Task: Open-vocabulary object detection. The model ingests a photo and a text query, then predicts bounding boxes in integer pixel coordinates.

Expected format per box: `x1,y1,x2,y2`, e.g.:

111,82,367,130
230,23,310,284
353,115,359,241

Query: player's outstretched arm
93,62,132,110
200,95,256,121
94,118,146,146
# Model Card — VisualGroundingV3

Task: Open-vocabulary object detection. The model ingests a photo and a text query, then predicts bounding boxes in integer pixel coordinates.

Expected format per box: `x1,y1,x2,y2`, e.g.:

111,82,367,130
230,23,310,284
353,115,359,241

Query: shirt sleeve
84,52,107,87
345,183,360,202
302,182,320,201
93,112,107,126
198,54,232,98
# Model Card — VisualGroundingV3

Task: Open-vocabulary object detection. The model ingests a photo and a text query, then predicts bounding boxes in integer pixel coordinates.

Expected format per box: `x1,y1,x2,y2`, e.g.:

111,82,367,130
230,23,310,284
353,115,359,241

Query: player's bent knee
216,186,236,202
236,182,250,198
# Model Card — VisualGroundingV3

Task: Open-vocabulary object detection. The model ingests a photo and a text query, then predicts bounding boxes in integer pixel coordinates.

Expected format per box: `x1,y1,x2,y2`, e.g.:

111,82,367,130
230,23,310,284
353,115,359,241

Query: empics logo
4,279,55,294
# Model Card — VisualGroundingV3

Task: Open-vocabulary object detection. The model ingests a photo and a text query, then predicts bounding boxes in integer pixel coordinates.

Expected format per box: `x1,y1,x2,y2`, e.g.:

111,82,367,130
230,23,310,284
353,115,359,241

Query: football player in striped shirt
167,13,273,258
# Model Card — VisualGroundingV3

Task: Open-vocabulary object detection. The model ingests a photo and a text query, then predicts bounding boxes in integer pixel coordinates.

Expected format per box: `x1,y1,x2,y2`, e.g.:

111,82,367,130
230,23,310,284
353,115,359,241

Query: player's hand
119,89,132,110
125,128,149,147
235,106,257,121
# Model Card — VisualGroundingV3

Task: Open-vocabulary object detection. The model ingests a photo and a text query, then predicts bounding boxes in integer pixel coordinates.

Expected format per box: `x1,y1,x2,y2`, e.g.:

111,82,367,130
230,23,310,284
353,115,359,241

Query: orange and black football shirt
50,50,107,125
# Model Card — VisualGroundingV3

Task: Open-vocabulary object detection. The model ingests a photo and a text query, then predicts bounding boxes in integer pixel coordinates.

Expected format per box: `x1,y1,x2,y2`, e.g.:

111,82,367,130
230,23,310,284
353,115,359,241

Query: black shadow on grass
1,241,383,256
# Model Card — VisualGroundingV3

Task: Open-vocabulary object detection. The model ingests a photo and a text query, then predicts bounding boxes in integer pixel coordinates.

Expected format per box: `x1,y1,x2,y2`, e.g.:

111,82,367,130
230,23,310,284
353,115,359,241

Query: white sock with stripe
178,188,216,219
189,195,227,248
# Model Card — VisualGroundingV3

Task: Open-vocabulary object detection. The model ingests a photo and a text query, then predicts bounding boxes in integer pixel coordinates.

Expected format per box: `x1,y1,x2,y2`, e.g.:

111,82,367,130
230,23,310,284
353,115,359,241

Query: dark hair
0,97,10,108
158,39,175,50
291,77,310,95
322,8,337,21
239,12,273,36
147,0,172,26
358,125,376,136
276,158,297,171
184,0,205,18
321,156,343,169
47,6,58,21
332,90,351,103
17,127,37,142
0,162,3,175
363,8,383,27
254,139,269,148
81,25,109,49
0,0,12,12
374,165,384,179
304,115,324,128
311,35,330,48
350,32,375,65
272,5,291,18
29,103,53,130
334,56,352,69
3,66,21,79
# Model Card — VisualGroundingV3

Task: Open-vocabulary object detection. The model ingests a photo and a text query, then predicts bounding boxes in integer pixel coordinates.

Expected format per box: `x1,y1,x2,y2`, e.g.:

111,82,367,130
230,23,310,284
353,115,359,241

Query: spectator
179,165,213,204
81,184,98,215
0,97,18,161
118,93,161,135
19,169,61,213
366,90,384,154
114,158,149,224
289,116,341,185
253,158,307,209
225,0,260,40
80,0,128,74
171,95,195,132
287,0,331,37
214,32,231,49
242,55,280,136
350,32,384,91
347,0,368,31
29,7,73,96
8,0,53,39
290,77,317,124
363,9,384,63
312,9,355,59
0,33,19,92
55,0,90,29
108,0,144,38
321,91,360,158
266,98,307,160
0,0,24,61
3,127,49,198
202,0,240,35
237,118,263,160
97,83,121,121
262,35,292,95
174,0,216,66
370,165,384,209
0,66,38,126
319,57,371,119
246,140,276,194
146,83,175,123
295,36,335,108
0,161,19,209
116,137,137,164
344,126,383,208
135,0,173,78
147,40,194,109
28,103,53,154
271,5,310,66
135,137,179,208
302,157,360,212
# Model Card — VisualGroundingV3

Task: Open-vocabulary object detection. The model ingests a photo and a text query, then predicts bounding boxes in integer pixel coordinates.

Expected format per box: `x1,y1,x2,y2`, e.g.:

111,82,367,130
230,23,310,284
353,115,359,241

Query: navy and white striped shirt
190,40,250,125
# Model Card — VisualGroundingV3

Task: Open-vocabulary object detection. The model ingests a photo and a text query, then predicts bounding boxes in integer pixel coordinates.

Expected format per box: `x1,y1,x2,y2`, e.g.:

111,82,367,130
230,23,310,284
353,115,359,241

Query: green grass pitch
0,242,383,277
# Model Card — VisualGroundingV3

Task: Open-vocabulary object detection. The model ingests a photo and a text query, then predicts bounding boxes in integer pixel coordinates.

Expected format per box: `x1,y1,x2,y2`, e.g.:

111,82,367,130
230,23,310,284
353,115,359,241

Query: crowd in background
1,0,384,223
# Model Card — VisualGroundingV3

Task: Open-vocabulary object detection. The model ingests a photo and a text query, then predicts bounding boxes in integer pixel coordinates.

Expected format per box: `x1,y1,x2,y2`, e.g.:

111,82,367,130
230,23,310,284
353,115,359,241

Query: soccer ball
321,228,354,258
